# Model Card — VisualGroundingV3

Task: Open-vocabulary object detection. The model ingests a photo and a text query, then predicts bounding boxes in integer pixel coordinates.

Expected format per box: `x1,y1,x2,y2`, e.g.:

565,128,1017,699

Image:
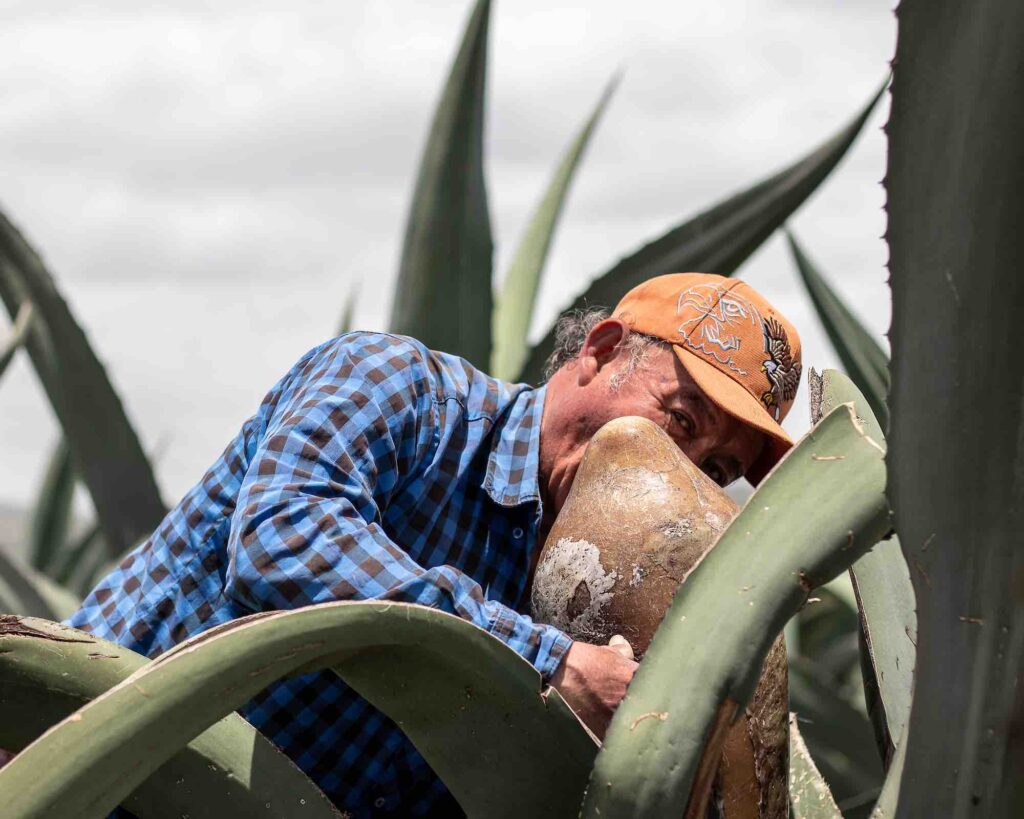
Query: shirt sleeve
225,336,572,681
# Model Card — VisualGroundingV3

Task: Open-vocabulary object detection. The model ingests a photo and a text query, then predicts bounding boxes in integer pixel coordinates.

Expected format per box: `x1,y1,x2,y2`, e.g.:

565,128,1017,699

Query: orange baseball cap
613,272,803,485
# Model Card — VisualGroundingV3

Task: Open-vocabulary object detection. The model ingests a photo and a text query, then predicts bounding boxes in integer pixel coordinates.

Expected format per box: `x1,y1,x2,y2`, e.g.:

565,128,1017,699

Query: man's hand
549,635,638,739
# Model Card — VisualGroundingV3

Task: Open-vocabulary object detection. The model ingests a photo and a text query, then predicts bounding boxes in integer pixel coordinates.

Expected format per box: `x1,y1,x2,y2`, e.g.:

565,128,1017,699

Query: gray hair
542,307,670,388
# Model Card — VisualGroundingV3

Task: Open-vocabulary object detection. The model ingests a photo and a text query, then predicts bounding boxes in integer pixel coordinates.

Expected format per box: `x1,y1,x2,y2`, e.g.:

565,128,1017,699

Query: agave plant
1,0,1020,816
0,0,878,604
383,0,883,383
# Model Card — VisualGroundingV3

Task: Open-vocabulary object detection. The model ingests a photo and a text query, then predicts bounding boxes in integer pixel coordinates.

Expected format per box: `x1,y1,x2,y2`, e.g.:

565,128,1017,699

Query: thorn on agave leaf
912,556,931,587
629,711,669,731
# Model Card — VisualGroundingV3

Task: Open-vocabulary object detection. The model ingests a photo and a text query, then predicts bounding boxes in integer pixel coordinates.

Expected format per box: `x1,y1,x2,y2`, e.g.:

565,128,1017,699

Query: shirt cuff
533,624,573,682
488,607,573,682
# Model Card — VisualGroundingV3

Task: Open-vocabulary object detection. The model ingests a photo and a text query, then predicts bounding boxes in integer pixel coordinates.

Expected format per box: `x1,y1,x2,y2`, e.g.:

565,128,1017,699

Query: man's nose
680,439,715,471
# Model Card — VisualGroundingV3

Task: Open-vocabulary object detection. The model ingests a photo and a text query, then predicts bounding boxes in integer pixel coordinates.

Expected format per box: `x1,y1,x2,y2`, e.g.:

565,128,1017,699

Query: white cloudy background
0,0,895,512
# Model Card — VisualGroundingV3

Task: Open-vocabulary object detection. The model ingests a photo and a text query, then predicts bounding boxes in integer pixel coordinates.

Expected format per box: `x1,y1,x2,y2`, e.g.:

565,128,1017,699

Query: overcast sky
0,0,895,511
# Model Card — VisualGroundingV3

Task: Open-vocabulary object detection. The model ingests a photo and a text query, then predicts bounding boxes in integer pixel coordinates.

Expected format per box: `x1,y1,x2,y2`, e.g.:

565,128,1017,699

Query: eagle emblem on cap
760,317,801,421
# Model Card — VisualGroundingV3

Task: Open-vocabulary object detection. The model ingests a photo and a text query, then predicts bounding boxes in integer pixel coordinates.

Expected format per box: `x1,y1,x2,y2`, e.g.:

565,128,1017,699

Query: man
70,272,801,816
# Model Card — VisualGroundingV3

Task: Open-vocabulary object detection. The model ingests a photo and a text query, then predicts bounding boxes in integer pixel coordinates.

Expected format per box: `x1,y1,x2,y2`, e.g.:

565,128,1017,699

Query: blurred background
0,0,893,525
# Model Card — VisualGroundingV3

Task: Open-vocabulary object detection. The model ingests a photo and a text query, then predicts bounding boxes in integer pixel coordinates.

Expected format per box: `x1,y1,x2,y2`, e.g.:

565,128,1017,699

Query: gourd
531,416,788,818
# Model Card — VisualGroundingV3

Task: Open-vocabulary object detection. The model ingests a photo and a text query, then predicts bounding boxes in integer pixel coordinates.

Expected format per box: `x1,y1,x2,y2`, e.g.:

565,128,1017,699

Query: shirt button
512,527,524,539
374,797,386,808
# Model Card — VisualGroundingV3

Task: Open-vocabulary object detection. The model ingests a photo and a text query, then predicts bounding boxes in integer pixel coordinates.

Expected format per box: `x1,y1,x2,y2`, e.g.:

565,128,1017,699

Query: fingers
607,634,635,661
550,641,637,739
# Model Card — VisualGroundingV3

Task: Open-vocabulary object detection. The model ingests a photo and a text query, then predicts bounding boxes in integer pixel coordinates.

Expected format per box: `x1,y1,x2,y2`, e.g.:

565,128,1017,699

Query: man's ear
577,319,630,385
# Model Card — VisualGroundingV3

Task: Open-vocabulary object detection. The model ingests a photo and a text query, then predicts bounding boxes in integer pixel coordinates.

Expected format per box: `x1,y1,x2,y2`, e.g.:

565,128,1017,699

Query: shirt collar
482,385,546,509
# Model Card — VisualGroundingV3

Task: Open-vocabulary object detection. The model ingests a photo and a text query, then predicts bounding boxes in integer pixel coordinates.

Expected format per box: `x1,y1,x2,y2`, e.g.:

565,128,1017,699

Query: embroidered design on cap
675,283,763,375
760,316,801,421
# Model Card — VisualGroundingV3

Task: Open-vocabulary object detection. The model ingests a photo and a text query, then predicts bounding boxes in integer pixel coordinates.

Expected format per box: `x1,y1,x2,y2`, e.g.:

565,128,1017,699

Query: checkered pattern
69,332,572,817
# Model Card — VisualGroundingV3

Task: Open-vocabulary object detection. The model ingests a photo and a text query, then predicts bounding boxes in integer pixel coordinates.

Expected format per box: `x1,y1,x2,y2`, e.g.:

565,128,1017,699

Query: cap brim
671,344,793,486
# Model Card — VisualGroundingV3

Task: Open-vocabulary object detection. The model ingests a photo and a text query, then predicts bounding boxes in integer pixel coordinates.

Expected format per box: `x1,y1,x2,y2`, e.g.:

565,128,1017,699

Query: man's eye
671,410,694,435
703,461,728,487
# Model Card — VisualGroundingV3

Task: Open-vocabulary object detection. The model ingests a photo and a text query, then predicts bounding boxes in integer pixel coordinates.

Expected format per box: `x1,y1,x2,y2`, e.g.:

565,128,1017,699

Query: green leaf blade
0,550,80,620
517,83,886,384
789,657,883,811
885,1,1024,815
336,286,359,336
870,735,906,819
0,617,341,818
28,437,75,576
788,231,890,429
491,74,619,380
0,301,33,382
0,602,595,819
0,214,165,556
389,0,494,366
52,519,108,597
790,715,843,819
814,368,916,767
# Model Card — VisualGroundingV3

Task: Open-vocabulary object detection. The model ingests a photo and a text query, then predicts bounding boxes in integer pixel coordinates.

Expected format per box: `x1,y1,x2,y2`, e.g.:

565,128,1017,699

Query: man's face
540,320,766,517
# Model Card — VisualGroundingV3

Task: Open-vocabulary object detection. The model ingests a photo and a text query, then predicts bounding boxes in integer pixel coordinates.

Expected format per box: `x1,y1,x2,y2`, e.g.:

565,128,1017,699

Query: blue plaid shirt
69,332,573,817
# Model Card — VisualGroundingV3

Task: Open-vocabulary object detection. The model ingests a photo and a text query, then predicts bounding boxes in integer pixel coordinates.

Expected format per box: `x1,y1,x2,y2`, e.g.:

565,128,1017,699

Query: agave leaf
582,404,891,818
789,658,883,811
0,616,340,818
0,214,165,556
886,1,1024,815
51,519,107,596
0,550,79,620
790,715,842,819
0,257,59,391
0,602,595,818
814,368,916,767
851,551,916,765
784,616,801,657
869,736,906,819
491,75,619,380
0,550,54,619
0,301,33,381
389,0,493,366
28,437,75,576
787,231,890,430
516,83,886,383
822,571,859,610
74,542,114,597
336,285,359,335
796,585,858,676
